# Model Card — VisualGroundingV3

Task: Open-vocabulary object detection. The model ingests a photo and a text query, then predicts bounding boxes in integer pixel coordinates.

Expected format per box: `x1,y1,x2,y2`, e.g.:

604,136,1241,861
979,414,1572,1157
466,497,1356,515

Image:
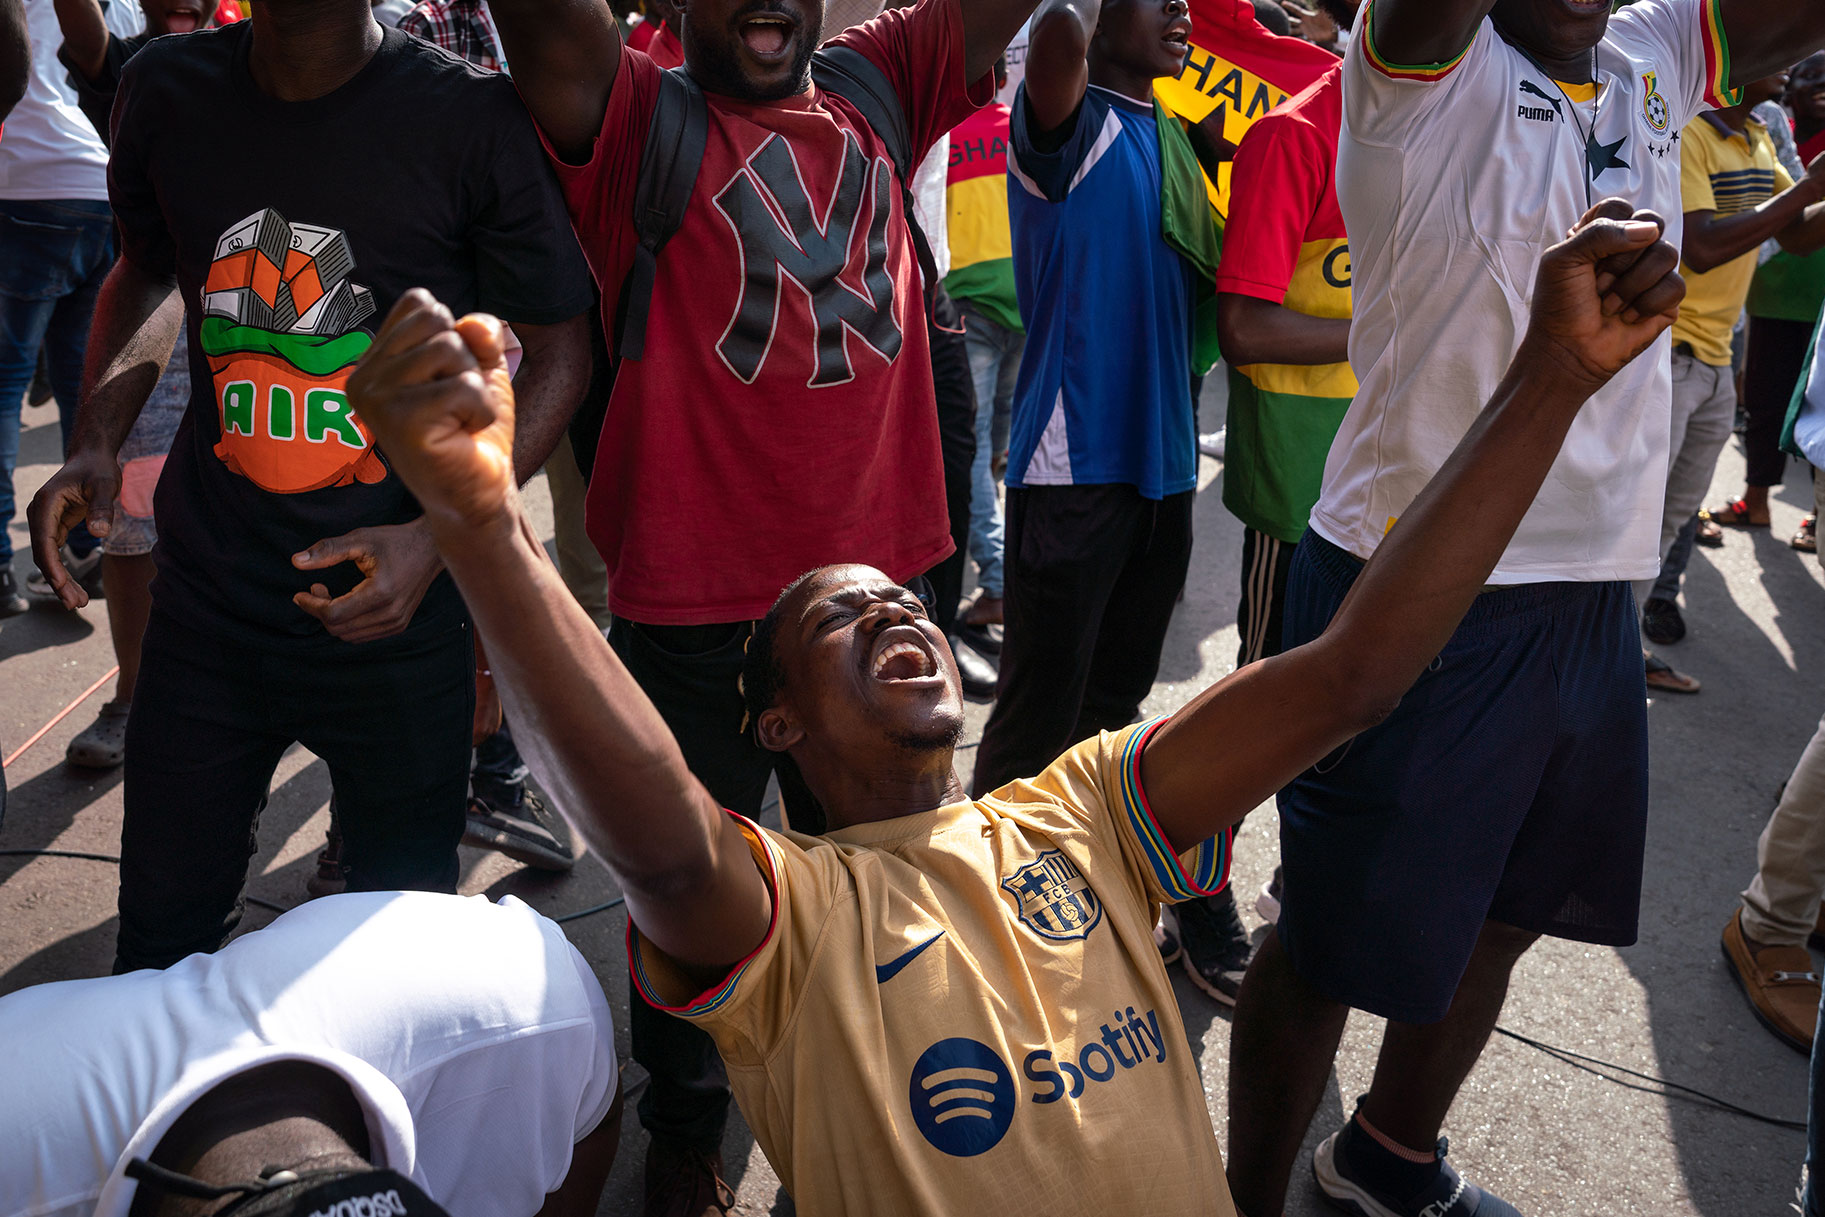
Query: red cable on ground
3,666,119,770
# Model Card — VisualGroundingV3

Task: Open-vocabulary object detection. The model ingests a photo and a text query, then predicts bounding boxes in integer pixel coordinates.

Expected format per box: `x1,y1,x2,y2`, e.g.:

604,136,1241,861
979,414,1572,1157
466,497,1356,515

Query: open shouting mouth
869,627,941,685
740,12,795,59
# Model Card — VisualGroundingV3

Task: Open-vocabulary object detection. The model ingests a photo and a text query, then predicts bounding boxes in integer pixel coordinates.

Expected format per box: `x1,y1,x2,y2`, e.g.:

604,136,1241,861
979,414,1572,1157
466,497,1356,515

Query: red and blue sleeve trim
626,812,781,1018
1118,719,1233,901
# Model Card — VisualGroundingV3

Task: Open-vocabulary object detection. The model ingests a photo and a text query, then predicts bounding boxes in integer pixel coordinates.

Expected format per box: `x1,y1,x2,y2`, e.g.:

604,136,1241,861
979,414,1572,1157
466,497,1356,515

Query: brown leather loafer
1722,909,1819,1054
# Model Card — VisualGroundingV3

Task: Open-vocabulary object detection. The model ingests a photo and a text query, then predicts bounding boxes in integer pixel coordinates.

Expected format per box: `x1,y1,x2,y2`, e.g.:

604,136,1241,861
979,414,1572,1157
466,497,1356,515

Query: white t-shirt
1314,0,1734,582
0,0,143,200
998,18,1030,107
0,892,618,1217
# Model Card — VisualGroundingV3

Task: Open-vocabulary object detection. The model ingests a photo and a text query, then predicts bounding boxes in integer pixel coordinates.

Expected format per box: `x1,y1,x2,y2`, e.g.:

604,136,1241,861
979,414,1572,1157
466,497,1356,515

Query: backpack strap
619,66,708,361
811,45,940,300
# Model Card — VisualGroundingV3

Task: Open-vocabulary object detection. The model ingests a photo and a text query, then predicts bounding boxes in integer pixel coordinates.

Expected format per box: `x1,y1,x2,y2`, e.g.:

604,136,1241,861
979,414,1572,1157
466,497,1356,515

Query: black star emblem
1587,133,1631,180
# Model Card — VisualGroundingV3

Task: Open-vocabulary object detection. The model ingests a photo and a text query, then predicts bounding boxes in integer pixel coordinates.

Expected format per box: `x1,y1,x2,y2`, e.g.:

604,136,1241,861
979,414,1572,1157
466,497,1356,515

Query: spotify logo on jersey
907,1037,1017,1157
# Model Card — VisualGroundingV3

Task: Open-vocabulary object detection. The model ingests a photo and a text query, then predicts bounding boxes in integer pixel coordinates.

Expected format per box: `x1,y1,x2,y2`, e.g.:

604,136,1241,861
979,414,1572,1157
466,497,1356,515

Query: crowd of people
1,0,1824,1214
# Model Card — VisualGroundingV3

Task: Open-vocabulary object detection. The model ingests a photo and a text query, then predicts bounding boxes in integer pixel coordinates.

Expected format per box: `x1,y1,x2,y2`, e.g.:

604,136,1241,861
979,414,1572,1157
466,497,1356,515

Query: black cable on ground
1,847,1810,1129
1491,1025,1806,1131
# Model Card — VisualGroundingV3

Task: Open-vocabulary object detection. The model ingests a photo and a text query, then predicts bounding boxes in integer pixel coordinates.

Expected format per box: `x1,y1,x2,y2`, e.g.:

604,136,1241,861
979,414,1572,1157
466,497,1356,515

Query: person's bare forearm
52,0,108,83
960,0,1046,84
1777,200,1825,256
1216,293,1350,366
0,0,27,123
431,499,770,976
1368,0,1491,71
508,314,591,483
1140,346,1597,842
1721,0,1825,86
71,258,184,457
1686,182,1825,271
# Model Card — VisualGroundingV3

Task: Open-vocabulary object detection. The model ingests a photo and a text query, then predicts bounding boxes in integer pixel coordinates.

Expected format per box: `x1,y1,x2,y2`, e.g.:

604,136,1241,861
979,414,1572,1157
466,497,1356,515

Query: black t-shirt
110,23,593,649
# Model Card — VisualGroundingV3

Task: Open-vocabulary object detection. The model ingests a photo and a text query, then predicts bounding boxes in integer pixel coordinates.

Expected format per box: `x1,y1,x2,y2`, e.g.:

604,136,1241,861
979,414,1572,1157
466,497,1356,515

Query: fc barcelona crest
1001,850,1103,942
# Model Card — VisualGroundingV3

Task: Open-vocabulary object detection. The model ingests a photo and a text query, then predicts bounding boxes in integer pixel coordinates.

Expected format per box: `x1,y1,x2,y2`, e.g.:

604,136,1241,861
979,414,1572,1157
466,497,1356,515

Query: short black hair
740,569,823,737
1252,0,1292,36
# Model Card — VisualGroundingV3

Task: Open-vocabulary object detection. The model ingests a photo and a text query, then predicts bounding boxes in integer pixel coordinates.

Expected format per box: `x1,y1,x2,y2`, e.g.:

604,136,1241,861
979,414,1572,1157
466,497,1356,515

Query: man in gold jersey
342,203,1684,1217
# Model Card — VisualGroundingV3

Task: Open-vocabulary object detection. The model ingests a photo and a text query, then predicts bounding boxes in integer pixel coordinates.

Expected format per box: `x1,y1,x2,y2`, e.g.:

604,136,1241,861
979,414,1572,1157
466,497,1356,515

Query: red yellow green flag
1153,0,1337,216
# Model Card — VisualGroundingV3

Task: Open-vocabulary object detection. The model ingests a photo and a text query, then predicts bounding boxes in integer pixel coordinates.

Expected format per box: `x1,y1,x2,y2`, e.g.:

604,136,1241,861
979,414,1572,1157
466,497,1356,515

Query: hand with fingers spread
1527,207,1685,391
26,450,122,610
344,288,518,537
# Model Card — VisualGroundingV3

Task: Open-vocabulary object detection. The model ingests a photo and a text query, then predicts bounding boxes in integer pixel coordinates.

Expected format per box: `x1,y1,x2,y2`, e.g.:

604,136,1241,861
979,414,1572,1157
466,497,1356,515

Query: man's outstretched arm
1139,205,1685,852
345,292,772,989
483,0,623,164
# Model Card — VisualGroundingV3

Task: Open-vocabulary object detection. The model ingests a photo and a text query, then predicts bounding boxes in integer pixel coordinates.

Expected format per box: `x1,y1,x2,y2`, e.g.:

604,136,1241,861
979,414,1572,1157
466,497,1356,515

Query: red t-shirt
540,0,991,625
646,22,683,69
626,19,657,52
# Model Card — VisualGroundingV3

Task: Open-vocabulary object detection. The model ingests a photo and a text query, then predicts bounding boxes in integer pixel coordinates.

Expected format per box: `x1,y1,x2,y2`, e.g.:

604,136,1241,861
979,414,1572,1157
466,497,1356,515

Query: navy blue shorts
1276,531,1649,1024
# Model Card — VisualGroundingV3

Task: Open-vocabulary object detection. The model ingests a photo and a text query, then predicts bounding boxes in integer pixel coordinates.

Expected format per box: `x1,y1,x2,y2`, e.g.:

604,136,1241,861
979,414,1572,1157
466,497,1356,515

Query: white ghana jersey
1313,0,1740,582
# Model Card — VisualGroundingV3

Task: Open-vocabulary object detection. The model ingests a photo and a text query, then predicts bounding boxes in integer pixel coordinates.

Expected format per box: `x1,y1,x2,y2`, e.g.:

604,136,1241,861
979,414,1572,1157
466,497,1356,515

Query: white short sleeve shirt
0,892,618,1217
0,0,144,200
1313,0,1739,582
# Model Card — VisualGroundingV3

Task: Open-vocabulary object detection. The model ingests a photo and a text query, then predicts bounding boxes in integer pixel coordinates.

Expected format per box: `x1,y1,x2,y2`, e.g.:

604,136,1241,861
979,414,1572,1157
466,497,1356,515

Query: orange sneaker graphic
201,208,385,493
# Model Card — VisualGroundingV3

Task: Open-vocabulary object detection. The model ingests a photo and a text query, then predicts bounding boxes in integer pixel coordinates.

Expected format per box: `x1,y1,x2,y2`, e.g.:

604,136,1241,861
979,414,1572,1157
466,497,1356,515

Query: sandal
1794,514,1817,554
1695,516,1724,548
1645,652,1701,695
65,699,131,768
1703,498,1770,528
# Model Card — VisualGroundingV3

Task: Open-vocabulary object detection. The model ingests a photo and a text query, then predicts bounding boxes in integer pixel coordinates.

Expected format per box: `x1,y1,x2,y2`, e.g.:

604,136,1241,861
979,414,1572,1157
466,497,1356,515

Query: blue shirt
1006,85,1197,500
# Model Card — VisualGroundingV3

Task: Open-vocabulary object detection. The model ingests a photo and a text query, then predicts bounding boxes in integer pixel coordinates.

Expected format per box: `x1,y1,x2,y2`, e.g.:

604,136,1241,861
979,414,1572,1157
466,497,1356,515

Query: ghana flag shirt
629,724,1236,1217
944,101,1021,334
108,24,591,648
1214,65,1353,546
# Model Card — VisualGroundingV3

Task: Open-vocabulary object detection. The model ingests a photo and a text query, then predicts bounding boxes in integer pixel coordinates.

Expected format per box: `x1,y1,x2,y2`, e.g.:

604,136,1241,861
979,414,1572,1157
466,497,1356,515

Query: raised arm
1139,204,1685,851
28,257,182,609
961,0,1045,85
345,291,773,988
1685,152,1825,271
51,0,107,84
0,0,26,123
1364,0,1490,71
483,0,624,164
1721,0,1825,87
1021,0,1094,136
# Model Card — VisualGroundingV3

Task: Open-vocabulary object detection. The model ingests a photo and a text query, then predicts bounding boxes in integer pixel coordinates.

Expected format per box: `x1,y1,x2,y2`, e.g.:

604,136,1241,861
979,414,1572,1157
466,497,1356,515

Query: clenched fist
347,289,519,534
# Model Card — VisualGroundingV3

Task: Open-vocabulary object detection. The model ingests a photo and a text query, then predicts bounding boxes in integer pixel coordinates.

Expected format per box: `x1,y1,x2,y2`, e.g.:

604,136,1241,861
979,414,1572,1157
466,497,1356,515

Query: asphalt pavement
1,377,1816,1215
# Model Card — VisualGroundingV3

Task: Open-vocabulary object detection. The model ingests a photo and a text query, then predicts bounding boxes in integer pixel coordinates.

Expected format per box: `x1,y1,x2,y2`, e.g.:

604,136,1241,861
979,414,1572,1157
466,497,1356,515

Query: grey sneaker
66,699,131,768
1179,886,1253,1005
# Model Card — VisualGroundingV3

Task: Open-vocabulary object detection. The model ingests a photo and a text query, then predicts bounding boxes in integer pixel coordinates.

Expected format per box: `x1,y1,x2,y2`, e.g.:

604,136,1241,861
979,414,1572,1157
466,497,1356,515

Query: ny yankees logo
713,131,903,387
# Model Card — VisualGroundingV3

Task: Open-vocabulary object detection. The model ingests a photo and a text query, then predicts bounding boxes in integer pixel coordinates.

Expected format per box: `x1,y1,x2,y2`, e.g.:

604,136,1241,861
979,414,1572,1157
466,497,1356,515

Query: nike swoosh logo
875,931,945,984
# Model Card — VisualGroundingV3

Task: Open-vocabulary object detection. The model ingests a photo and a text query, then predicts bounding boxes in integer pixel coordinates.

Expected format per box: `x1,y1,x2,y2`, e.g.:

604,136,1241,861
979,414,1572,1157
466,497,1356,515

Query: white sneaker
1198,428,1226,460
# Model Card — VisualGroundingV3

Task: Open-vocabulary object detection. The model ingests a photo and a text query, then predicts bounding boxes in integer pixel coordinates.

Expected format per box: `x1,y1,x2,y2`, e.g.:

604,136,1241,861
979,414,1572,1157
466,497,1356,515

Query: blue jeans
1650,513,1699,603
959,303,1024,599
0,199,115,566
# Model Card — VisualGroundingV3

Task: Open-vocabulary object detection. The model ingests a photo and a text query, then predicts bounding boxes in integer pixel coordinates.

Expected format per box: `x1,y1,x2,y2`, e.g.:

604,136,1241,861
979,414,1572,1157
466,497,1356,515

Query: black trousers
1743,315,1813,489
971,484,1195,797
607,618,820,1153
1236,526,1295,668
926,285,979,634
115,609,474,973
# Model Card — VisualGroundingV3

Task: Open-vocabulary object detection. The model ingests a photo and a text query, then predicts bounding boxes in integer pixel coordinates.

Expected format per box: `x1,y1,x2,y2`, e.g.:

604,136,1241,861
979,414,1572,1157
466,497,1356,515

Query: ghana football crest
1641,72,1671,136
201,208,384,494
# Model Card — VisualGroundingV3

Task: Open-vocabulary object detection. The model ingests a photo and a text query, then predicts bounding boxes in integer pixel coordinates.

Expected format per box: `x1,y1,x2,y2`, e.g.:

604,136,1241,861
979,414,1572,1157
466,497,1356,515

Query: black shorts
1276,532,1649,1024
